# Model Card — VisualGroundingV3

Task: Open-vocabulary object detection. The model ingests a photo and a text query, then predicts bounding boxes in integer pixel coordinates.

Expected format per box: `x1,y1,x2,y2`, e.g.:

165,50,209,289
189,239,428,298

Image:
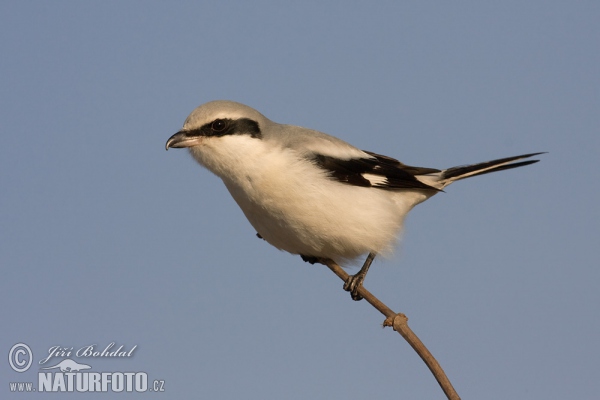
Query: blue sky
1,1,598,399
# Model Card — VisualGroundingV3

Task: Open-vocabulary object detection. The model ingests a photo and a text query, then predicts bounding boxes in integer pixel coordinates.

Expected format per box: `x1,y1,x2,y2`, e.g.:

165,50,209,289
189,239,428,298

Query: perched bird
166,100,542,300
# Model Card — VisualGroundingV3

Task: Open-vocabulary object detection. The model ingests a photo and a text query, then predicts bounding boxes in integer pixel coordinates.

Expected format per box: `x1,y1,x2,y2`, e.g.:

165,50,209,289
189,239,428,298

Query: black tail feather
442,152,545,181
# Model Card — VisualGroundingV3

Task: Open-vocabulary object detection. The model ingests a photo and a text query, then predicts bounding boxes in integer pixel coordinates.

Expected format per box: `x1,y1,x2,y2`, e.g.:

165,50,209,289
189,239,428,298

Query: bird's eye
211,119,227,132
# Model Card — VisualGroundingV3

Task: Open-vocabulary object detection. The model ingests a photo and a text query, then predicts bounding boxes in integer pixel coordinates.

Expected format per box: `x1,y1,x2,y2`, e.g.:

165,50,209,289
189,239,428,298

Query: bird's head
165,100,267,151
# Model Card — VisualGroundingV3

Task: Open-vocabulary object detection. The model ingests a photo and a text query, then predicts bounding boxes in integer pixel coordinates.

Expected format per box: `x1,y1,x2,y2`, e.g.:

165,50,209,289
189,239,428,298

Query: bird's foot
300,255,319,264
342,252,376,301
343,273,365,301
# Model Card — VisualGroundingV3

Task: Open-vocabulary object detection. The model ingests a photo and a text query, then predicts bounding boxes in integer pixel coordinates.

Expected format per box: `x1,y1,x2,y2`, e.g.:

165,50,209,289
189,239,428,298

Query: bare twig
318,258,461,400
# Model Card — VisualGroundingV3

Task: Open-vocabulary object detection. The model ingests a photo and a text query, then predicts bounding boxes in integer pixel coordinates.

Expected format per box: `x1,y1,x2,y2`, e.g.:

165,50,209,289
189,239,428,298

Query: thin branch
318,257,461,400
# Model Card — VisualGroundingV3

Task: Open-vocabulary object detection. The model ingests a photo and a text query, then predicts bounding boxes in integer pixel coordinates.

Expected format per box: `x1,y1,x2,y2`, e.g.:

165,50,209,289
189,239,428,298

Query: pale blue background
1,1,598,399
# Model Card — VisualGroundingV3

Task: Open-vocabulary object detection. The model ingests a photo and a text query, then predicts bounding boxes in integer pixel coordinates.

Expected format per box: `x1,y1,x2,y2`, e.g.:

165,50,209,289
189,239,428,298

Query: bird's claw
300,255,319,264
343,274,364,301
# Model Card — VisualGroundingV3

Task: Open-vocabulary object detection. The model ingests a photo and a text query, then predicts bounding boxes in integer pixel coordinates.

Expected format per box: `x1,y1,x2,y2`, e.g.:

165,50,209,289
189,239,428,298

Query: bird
166,100,542,300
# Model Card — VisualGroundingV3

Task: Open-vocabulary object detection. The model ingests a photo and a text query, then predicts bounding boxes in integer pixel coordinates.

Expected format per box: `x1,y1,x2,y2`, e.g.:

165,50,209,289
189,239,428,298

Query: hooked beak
165,130,203,151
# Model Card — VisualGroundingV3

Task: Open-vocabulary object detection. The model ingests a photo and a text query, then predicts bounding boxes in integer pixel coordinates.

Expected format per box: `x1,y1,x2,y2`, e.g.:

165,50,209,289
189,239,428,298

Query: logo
7,342,165,394
8,343,33,373
40,359,91,372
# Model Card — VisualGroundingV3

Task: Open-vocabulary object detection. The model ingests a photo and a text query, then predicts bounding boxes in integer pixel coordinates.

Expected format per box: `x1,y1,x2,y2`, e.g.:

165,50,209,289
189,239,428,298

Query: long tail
435,152,544,188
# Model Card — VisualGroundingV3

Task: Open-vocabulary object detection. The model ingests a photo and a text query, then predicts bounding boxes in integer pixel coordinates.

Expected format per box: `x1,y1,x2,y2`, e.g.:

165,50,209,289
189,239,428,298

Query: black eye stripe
190,118,262,139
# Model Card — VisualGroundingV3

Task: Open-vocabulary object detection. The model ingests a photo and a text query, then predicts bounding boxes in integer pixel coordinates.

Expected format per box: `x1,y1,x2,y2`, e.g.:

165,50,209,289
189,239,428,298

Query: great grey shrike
166,100,542,300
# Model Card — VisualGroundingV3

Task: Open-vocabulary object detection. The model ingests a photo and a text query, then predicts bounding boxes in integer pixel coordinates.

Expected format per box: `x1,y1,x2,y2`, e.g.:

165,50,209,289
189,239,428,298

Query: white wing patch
362,173,388,186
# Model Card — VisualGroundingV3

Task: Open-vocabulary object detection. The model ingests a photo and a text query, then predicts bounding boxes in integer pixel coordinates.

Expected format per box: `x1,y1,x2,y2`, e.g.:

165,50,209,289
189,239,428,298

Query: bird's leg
343,252,376,301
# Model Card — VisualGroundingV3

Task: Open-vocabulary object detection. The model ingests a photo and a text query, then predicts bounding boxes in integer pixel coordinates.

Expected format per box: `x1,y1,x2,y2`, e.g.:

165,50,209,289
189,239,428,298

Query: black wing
310,150,441,191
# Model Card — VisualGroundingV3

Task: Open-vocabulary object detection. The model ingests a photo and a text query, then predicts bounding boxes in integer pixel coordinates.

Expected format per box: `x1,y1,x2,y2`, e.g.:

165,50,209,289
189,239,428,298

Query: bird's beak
165,130,203,151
